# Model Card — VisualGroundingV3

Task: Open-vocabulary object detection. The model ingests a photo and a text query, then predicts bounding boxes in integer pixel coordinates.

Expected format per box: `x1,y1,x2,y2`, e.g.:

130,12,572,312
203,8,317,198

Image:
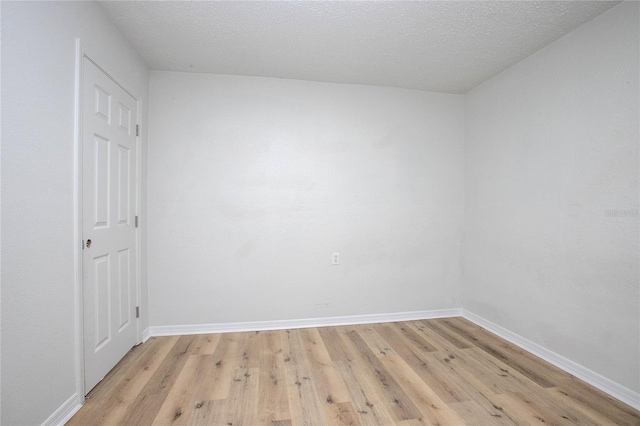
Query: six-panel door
82,57,138,393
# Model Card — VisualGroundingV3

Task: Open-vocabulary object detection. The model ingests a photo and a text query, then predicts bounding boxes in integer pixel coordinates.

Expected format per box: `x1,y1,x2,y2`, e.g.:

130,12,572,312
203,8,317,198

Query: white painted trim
40,393,82,426
72,37,86,403
142,327,152,343
147,309,463,337
463,310,640,411
134,97,143,345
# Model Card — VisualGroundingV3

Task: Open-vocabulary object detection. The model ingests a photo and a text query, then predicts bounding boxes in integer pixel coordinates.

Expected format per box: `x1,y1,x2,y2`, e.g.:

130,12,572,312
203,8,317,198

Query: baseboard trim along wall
462,310,640,411
41,393,82,426
143,309,463,341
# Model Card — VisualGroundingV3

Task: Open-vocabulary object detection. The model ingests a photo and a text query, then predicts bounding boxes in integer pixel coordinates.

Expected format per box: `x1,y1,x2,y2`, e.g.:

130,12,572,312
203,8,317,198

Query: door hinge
135,215,139,228
136,124,140,137
136,306,140,318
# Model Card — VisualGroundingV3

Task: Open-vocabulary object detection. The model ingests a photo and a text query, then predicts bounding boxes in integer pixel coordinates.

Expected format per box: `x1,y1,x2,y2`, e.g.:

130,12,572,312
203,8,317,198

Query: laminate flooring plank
189,399,226,426
355,326,448,415
329,401,363,426
154,334,230,425
257,330,290,424
416,319,473,349
182,367,259,426
222,367,260,426
68,336,177,425
118,335,197,425
179,399,212,425
543,386,636,425
530,388,609,426
376,324,472,404
84,339,151,400
418,344,542,426
430,348,504,396
152,354,215,425
373,323,445,365
403,321,461,353
237,331,261,369
334,359,396,426
388,322,441,353
150,333,240,426
302,327,354,402
489,392,553,426
341,327,423,423
416,347,538,425
397,419,431,426
318,326,356,362
67,341,146,424
452,347,542,396
204,332,245,401
448,400,517,426
554,375,640,425
438,318,562,388
368,349,466,426
189,333,221,355
424,342,577,425
354,324,398,357
420,349,509,412
283,329,327,426
168,334,245,425
490,391,588,426
301,327,367,425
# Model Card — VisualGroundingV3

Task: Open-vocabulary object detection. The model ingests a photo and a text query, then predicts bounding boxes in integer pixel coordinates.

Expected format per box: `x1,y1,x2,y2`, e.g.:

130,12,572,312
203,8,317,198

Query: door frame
73,39,143,401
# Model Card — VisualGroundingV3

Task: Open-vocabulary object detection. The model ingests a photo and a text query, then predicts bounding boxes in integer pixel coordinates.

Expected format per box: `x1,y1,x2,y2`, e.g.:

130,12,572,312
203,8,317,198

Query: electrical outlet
332,252,340,265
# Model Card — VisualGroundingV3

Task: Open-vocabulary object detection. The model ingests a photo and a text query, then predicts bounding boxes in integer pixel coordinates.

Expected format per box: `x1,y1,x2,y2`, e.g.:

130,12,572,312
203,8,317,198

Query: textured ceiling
98,1,620,94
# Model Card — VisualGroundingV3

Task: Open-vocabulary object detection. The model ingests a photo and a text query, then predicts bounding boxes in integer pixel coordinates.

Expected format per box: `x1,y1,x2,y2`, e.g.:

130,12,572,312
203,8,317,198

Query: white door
82,57,138,392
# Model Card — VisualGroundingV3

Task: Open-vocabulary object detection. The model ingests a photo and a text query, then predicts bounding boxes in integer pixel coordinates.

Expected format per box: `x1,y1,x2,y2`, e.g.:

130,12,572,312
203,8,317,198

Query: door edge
73,37,86,402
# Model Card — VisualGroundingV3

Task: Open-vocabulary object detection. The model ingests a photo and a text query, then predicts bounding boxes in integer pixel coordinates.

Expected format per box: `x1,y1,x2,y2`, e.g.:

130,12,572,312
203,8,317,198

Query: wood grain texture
67,318,640,425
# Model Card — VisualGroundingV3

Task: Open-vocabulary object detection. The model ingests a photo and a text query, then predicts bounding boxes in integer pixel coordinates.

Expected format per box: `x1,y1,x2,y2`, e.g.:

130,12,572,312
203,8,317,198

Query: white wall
464,1,639,394
148,72,464,326
1,2,149,424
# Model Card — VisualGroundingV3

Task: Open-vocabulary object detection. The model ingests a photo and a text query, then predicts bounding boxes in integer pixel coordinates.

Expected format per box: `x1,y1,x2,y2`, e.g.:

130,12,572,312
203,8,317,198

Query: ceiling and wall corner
97,0,620,94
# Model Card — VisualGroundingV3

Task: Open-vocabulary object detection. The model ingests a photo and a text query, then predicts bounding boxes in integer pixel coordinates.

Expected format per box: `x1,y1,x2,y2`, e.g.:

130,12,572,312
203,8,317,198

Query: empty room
1,0,638,425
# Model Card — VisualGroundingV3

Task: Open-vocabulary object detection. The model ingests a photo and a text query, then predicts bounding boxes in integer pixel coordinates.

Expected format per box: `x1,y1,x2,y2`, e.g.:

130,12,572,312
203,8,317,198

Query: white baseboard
142,326,152,343
462,310,640,411
146,308,463,337
41,393,82,426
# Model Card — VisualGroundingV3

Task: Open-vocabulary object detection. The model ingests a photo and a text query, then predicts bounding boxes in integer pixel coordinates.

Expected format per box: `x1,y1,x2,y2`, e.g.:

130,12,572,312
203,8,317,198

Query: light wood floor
68,317,640,425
